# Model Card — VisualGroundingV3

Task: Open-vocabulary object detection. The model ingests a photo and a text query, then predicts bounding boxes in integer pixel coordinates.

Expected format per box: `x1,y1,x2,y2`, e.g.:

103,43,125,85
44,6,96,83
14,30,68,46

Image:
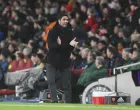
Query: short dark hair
89,51,96,60
9,54,16,60
36,53,44,61
107,47,117,55
17,53,24,59
57,12,68,20
0,49,10,58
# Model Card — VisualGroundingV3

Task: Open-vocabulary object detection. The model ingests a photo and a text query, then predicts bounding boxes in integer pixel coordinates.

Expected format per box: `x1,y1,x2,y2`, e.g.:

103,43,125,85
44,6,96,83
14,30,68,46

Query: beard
62,24,68,28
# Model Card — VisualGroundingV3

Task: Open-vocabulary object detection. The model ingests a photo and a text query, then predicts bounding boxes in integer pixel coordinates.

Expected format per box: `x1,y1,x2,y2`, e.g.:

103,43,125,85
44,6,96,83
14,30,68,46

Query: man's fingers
73,37,76,41
57,36,61,45
58,36,60,40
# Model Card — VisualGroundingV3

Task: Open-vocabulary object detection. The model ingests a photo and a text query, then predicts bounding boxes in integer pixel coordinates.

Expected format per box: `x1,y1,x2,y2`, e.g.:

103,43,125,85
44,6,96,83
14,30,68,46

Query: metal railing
113,62,140,75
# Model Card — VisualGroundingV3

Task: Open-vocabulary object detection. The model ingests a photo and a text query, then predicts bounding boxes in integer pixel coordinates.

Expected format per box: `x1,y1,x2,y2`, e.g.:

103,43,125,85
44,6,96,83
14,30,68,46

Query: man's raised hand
70,37,78,47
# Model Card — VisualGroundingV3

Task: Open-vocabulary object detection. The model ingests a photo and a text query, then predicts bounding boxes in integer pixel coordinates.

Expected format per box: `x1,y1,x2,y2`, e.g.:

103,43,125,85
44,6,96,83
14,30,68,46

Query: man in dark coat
46,13,76,103
106,47,123,76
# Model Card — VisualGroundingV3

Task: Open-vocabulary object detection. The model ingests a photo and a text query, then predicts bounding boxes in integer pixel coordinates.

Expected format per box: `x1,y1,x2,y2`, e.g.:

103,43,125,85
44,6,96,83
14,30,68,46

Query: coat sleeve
48,30,61,50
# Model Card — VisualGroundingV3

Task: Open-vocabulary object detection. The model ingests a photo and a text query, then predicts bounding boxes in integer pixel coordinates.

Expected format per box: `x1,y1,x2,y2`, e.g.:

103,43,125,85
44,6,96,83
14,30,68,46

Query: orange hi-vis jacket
42,21,56,50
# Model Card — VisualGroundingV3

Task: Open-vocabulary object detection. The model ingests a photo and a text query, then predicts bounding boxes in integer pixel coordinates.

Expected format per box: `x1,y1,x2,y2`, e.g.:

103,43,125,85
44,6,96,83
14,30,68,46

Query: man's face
70,19,76,28
107,49,112,58
117,43,123,50
87,53,93,64
0,54,4,61
90,40,97,47
8,44,14,52
95,59,99,67
81,50,88,59
58,16,69,27
118,31,123,38
35,56,39,63
114,26,118,34
31,56,36,63
98,43,104,50
131,51,137,60
122,50,126,60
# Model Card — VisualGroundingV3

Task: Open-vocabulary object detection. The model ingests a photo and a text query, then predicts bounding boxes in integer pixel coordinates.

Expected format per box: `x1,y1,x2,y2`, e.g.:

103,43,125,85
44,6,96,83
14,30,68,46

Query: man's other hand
57,36,61,45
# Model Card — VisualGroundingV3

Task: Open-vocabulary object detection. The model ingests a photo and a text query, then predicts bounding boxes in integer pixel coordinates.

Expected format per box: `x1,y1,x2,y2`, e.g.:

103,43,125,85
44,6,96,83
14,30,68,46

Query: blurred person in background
106,46,123,76
130,49,140,70
16,52,25,70
23,47,33,69
7,54,17,72
122,48,132,66
35,53,44,67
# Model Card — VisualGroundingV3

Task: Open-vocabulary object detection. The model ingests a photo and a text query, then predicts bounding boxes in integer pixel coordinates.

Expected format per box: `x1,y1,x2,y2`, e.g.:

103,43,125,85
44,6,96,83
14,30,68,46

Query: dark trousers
46,64,71,103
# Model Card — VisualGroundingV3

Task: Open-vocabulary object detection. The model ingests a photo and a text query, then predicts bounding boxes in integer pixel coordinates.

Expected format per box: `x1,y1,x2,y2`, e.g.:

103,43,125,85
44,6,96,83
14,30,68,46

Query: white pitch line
0,104,139,110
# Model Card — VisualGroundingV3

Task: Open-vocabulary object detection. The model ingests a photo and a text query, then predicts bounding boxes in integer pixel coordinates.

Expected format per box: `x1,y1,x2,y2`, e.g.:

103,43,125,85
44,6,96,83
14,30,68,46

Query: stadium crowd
0,0,140,103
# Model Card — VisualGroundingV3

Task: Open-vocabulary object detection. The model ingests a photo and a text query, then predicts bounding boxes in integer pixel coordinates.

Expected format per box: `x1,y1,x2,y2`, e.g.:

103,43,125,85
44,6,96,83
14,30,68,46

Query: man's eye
64,19,68,21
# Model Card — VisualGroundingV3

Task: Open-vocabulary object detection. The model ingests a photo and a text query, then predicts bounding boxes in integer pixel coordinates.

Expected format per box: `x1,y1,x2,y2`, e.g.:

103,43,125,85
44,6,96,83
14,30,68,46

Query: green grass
0,103,140,110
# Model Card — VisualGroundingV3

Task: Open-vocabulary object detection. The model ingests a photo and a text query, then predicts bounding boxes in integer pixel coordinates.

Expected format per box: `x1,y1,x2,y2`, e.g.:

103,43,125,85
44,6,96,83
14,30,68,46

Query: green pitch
0,103,140,110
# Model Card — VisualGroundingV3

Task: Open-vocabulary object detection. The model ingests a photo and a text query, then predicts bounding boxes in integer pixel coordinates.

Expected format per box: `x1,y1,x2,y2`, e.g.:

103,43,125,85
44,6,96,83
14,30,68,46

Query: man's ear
58,19,61,24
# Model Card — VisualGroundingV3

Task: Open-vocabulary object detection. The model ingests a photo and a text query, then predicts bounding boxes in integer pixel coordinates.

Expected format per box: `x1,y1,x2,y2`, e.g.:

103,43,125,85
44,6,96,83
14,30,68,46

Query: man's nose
65,20,68,23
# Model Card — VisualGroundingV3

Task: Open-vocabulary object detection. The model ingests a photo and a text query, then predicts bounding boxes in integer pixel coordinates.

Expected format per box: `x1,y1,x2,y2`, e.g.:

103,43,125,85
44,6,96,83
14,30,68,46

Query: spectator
70,50,83,85
73,56,108,103
31,54,37,67
106,46,123,76
16,52,25,70
97,40,107,52
88,24,99,38
72,51,96,103
133,42,140,49
130,49,140,70
8,43,17,54
122,48,132,66
27,40,37,53
87,7,95,29
23,47,33,69
131,49,140,62
110,26,121,46
100,34,109,44
77,51,96,87
79,48,90,69
130,1,140,32
7,54,17,72
70,50,83,70
118,28,130,46
0,51,8,73
18,43,26,53
115,15,123,28
35,53,44,67
90,37,99,50
117,41,125,55
131,33,140,44
0,41,8,49
70,18,88,41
